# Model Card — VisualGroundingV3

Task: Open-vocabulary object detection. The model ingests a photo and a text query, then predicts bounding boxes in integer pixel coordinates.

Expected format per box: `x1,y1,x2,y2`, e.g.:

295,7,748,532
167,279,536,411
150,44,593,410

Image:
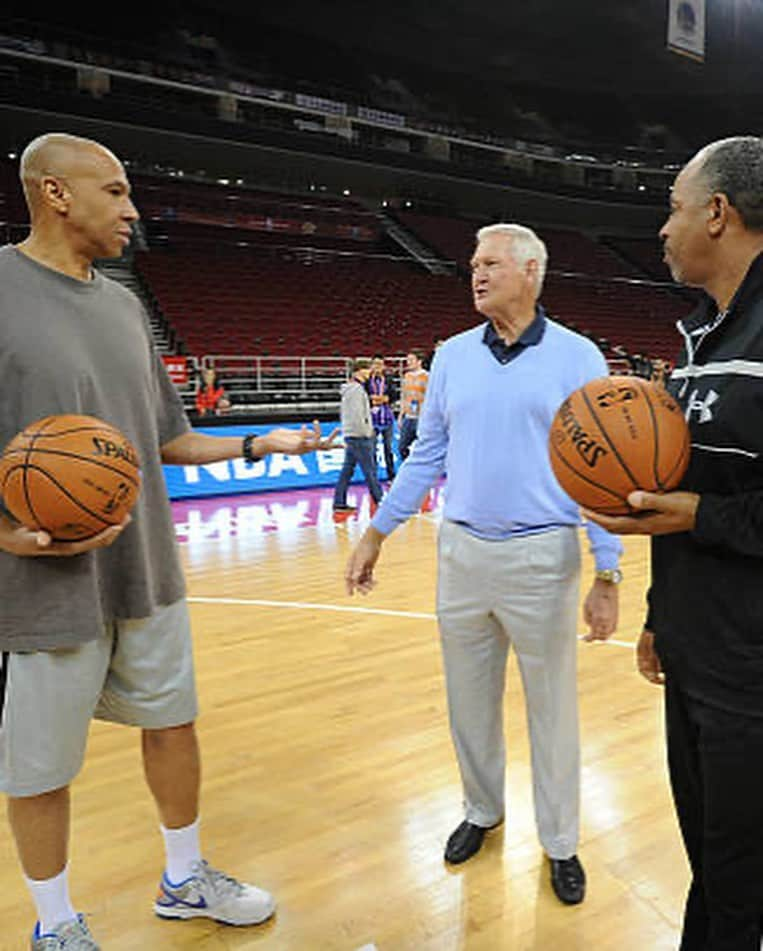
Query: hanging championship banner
667,0,706,62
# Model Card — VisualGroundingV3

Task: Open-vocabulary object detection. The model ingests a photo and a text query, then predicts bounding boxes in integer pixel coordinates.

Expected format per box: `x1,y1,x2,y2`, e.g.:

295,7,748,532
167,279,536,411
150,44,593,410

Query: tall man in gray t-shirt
0,132,338,950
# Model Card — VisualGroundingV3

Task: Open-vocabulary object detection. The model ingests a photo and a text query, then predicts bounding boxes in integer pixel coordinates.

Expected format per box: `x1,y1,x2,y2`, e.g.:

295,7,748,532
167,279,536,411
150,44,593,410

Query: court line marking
187,596,636,649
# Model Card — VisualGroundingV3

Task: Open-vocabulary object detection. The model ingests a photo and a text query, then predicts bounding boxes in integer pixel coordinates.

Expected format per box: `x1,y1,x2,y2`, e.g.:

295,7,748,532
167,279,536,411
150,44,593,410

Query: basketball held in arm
548,375,690,516
0,414,139,549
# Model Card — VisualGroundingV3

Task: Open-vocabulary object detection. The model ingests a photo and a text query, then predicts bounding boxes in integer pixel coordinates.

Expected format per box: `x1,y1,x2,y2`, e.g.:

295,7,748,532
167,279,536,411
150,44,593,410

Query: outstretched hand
583,490,700,536
263,421,341,456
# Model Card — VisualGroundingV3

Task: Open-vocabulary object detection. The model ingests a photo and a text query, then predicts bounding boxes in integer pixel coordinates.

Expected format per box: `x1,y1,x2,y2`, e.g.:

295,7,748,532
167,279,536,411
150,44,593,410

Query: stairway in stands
96,250,176,354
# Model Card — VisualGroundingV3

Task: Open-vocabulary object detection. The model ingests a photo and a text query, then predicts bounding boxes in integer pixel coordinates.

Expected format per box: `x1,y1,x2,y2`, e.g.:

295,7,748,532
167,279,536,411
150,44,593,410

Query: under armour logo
686,388,719,424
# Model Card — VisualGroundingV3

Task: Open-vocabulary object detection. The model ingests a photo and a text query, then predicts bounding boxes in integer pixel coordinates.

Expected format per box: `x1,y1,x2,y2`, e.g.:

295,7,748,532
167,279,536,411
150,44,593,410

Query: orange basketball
0,414,141,541
548,375,690,516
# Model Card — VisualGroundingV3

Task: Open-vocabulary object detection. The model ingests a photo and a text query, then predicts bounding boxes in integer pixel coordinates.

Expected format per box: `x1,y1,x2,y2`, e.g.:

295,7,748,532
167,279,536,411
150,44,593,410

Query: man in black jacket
587,136,763,950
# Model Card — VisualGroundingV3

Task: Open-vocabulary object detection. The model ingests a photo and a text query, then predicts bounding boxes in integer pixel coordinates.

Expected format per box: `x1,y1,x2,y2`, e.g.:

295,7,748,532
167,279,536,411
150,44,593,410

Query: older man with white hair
345,222,622,904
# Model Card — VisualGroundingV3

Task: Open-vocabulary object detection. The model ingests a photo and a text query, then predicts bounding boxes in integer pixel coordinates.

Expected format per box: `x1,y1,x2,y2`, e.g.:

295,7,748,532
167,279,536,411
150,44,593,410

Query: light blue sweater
372,318,622,570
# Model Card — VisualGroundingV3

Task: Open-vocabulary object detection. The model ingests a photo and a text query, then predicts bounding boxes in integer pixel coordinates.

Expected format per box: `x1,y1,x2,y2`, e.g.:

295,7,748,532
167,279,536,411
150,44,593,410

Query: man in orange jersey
397,350,428,461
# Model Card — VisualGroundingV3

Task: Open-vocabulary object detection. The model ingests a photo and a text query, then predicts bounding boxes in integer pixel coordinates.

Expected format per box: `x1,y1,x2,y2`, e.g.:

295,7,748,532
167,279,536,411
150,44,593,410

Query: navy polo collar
482,307,547,365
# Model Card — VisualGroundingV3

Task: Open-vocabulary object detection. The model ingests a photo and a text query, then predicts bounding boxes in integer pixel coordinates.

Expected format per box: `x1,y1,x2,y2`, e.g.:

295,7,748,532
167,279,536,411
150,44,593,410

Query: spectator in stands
366,354,397,482
398,349,428,461
0,131,340,951
344,223,621,906
195,366,230,416
333,358,384,520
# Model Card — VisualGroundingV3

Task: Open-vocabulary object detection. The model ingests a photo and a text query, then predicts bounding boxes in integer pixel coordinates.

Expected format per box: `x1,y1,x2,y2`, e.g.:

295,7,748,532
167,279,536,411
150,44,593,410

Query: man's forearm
160,431,271,465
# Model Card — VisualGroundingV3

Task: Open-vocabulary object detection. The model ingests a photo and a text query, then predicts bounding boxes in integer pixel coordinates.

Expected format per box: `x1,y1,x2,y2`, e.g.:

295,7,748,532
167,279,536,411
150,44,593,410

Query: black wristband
242,433,262,463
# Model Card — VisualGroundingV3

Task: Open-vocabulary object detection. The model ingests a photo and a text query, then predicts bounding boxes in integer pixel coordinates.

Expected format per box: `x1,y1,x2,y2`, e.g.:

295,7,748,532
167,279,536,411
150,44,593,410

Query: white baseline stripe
187,596,635,648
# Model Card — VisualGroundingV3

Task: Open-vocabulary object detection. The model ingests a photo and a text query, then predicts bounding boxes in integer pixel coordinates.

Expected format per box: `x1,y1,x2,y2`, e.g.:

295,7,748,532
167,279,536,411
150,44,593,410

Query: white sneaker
154,860,275,926
31,914,100,950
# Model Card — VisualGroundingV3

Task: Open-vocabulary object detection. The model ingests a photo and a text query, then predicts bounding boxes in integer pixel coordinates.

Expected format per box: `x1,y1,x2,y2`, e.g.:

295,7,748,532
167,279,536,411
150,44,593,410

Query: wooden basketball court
0,487,687,950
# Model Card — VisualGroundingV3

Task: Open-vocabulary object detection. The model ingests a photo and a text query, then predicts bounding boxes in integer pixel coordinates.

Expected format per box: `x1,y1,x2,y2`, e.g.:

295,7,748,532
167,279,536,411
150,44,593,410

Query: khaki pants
436,520,581,859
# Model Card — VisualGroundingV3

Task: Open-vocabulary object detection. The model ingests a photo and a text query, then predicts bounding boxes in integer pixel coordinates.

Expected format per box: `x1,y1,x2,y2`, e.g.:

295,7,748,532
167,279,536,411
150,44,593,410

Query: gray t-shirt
340,380,373,438
0,246,190,650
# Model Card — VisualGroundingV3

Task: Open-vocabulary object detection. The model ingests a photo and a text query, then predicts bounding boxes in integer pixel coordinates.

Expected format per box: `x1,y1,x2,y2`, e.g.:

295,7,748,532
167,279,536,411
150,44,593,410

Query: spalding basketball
0,414,141,541
548,376,690,516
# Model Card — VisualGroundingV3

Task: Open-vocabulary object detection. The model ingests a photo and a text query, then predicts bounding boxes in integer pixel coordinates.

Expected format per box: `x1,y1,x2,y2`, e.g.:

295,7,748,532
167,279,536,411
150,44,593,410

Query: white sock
24,865,76,934
161,818,202,884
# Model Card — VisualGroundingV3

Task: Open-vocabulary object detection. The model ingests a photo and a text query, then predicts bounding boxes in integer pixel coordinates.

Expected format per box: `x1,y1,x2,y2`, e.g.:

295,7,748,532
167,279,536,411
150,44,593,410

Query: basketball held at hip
0,414,141,541
548,375,690,516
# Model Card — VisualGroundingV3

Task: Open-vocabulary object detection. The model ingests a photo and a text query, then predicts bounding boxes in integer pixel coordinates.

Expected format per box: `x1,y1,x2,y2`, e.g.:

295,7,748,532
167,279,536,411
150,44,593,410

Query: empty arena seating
136,243,475,356
133,176,380,248
398,210,646,277
541,274,688,359
0,159,28,239
395,210,691,359
602,234,674,281
0,159,692,363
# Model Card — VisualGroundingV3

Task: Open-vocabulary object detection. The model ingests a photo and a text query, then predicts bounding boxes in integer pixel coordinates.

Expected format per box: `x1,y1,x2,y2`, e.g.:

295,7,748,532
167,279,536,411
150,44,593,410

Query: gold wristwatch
595,569,623,584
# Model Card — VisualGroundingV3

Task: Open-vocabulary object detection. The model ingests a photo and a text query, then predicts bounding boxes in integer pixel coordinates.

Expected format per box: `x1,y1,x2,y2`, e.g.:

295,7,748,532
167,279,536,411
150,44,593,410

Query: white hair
475,223,548,289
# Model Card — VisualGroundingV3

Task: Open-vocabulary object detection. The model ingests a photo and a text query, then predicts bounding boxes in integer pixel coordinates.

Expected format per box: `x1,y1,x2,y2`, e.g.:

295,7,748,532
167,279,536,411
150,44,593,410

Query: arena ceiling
23,1,763,98
192,0,763,97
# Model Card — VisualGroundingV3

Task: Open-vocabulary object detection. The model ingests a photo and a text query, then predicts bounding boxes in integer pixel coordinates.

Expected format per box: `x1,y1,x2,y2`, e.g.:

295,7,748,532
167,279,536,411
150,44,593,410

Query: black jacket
649,252,763,713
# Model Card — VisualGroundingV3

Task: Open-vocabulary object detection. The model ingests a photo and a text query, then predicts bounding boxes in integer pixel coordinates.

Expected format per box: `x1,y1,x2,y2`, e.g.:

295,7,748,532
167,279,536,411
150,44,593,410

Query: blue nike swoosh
159,892,208,909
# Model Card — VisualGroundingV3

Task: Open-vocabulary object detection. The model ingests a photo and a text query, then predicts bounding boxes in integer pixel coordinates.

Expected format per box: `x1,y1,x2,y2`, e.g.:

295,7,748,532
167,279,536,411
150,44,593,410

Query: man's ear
707,192,730,237
40,175,70,214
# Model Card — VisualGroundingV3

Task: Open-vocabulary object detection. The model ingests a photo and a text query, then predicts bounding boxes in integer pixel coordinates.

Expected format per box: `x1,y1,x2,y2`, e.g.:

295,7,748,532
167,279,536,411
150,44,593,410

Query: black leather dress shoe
549,854,586,905
444,820,489,864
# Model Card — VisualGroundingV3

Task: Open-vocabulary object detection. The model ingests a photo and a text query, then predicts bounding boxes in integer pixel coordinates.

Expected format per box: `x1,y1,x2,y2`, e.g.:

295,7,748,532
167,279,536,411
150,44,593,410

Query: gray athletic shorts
0,599,198,798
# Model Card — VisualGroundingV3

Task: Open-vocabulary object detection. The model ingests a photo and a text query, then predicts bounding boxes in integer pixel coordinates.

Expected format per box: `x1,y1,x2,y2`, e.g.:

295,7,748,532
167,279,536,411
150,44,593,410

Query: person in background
366,354,397,483
194,367,231,416
333,358,384,521
397,350,428,462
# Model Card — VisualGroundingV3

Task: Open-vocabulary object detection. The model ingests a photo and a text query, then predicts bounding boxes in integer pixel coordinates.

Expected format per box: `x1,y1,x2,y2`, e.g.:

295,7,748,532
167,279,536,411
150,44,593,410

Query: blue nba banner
667,0,705,61
163,422,399,499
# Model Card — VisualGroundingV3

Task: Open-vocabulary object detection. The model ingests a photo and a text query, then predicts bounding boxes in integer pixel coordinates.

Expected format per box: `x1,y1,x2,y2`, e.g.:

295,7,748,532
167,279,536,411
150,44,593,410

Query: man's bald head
17,132,137,264
20,133,122,216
